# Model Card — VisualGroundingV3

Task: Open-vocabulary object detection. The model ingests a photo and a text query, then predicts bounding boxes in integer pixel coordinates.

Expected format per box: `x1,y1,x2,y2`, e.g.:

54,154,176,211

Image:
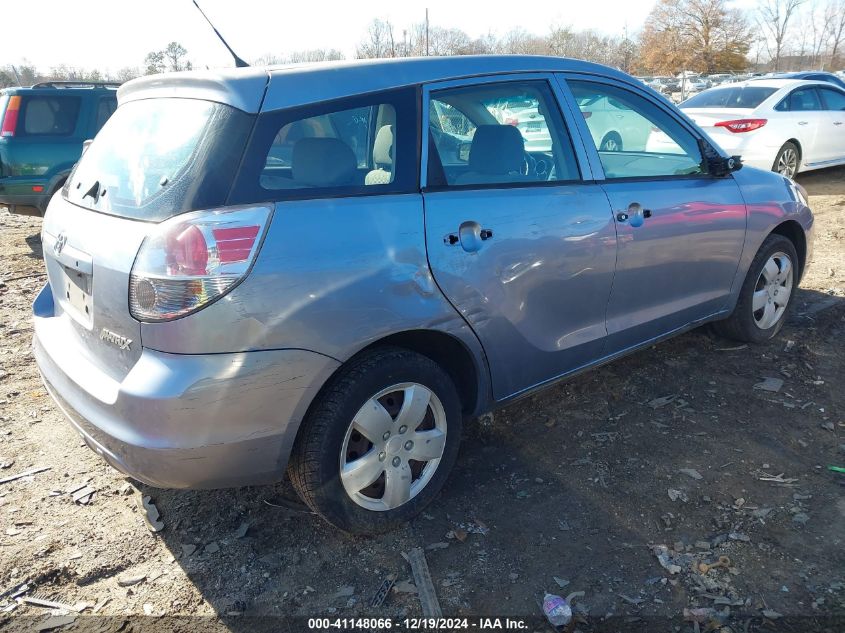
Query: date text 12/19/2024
307,618,529,630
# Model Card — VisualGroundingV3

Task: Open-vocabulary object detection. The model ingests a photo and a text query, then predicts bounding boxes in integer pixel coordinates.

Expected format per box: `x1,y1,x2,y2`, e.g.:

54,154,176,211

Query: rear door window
819,87,845,111
776,88,823,112
427,80,580,186
21,96,80,136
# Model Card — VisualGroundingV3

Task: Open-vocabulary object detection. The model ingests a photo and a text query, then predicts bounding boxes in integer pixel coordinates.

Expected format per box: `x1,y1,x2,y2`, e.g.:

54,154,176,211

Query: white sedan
675,79,845,178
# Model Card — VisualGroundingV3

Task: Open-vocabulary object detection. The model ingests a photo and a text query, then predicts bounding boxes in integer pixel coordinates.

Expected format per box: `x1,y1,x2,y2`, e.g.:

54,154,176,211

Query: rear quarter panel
139,194,492,409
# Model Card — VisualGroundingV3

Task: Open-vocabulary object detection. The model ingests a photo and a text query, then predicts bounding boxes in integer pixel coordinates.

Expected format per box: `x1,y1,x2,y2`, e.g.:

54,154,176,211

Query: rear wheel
600,132,622,152
288,347,462,534
772,142,799,178
714,234,798,343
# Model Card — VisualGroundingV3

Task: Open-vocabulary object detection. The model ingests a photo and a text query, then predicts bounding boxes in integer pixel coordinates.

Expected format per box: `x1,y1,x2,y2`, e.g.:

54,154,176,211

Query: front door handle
834,121,843,126
619,202,652,226
798,121,808,126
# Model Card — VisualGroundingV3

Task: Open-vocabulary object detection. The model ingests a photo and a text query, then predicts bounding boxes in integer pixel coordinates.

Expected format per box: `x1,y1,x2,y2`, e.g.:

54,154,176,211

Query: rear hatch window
682,86,777,109
64,97,253,222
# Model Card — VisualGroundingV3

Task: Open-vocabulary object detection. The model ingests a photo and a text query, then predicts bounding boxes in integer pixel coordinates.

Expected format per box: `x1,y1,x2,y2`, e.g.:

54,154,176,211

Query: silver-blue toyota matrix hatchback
34,57,813,533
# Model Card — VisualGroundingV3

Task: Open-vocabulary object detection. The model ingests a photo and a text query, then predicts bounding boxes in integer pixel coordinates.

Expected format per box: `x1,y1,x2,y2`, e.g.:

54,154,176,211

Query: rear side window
261,103,396,189
95,97,117,133
21,96,80,136
230,87,418,203
682,86,776,109
65,98,254,221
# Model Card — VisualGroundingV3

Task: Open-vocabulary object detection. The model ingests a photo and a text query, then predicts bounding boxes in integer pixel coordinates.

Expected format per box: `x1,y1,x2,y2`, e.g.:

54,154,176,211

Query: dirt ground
0,168,843,633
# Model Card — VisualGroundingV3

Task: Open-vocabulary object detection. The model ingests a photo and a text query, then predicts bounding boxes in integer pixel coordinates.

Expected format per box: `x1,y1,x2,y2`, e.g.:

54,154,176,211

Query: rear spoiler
117,69,270,114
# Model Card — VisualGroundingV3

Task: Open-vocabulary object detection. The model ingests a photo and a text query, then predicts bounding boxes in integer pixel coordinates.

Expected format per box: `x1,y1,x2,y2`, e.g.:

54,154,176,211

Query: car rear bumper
703,131,779,172
32,283,341,489
0,178,50,215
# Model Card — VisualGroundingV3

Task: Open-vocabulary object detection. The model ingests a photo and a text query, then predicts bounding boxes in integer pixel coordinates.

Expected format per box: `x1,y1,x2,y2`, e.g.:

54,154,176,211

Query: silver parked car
34,56,814,534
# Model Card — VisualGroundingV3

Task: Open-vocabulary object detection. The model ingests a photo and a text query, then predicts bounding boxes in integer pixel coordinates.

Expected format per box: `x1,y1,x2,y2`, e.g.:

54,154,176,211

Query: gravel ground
0,168,843,632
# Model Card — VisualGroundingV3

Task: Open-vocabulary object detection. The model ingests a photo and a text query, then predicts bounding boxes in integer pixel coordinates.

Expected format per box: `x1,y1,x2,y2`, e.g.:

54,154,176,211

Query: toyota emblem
54,233,67,255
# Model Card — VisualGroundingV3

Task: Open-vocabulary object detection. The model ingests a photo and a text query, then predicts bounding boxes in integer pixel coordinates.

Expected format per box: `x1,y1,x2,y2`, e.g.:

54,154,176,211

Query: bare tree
116,67,141,82
144,51,165,75
826,0,845,68
499,27,549,55
356,19,395,58
809,1,833,69
163,42,191,72
0,67,16,88
757,0,807,70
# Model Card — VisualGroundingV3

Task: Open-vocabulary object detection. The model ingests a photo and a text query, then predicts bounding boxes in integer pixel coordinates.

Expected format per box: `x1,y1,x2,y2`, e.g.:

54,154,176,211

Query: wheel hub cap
339,382,447,511
752,251,793,330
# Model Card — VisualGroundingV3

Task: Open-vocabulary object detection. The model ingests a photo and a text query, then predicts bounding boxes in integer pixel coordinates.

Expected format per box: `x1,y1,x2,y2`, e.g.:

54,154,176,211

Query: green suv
0,81,118,216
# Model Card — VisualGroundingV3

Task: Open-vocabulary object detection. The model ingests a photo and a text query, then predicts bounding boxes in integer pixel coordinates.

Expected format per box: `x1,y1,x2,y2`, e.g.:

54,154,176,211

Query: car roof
1,84,118,96
776,71,837,78
118,55,641,114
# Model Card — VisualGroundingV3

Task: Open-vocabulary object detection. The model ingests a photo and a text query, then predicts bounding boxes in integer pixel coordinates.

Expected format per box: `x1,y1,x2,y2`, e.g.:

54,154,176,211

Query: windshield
682,86,777,109
65,97,253,222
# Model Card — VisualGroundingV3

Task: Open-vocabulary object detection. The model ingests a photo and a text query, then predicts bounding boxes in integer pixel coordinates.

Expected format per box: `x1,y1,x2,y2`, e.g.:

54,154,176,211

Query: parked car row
678,78,845,177
636,70,845,101
0,81,118,215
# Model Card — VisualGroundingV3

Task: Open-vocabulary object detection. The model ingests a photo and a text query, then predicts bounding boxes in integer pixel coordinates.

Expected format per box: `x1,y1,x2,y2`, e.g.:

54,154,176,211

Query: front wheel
288,347,462,534
713,234,798,343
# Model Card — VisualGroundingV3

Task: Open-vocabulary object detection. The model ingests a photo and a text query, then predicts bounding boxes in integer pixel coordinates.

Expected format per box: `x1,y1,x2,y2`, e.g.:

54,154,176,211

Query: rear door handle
834,121,843,126
445,222,494,252
798,121,808,126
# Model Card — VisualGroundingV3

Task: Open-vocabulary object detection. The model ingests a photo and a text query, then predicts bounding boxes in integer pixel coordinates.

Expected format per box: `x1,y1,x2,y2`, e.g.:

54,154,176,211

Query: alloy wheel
601,137,620,151
339,383,447,511
752,251,793,329
776,148,798,178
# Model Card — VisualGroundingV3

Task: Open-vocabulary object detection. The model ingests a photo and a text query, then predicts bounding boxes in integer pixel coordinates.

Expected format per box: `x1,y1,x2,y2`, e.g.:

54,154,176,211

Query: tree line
2,0,845,89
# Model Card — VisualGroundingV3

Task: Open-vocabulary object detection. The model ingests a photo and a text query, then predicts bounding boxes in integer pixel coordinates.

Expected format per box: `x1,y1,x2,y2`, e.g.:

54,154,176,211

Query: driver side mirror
698,138,742,176
81,139,94,155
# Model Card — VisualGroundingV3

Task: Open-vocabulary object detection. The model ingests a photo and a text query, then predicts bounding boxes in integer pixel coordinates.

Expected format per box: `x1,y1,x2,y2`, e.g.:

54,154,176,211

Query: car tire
772,142,800,178
713,234,799,343
288,346,462,534
600,132,622,152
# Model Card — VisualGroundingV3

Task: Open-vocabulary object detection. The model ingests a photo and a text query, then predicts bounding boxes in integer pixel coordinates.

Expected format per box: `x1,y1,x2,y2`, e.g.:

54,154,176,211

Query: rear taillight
1,96,21,137
129,206,272,322
505,117,519,126
582,111,592,119
714,118,767,133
